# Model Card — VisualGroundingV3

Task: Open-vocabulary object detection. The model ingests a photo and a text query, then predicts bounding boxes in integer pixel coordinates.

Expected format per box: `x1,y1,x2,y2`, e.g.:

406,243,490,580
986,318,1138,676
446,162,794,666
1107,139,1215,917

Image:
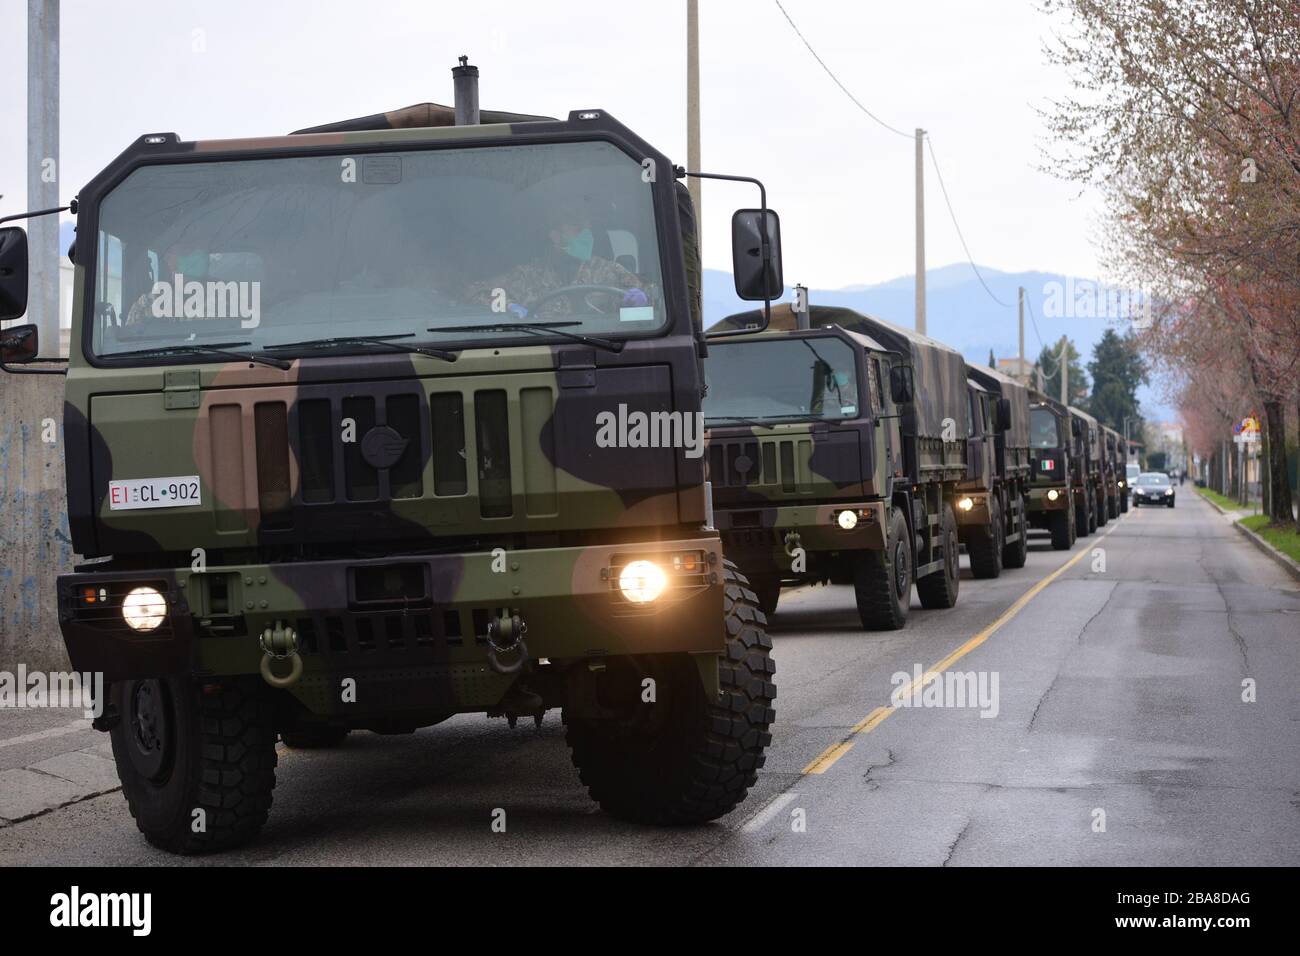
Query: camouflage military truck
1068,405,1105,536
0,64,780,852
1026,392,1077,550
1109,426,1130,513
1100,425,1123,518
956,363,1031,578
705,304,967,630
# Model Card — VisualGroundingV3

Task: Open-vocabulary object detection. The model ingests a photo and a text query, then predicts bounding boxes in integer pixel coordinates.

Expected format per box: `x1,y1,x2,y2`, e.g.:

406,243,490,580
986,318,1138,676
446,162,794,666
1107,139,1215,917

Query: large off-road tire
1002,495,1029,569
1087,492,1098,533
854,508,912,630
968,497,1003,579
1050,509,1074,550
1075,495,1091,538
748,573,781,620
280,726,350,749
564,560,776,825
1120,493,1128,513
916,505,960,609
1096,489,1109,526
109,675,277,855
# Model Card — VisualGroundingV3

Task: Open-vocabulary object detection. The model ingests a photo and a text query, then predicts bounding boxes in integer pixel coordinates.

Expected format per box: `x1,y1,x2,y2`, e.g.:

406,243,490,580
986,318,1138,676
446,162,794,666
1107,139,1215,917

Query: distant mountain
703,265,1171,420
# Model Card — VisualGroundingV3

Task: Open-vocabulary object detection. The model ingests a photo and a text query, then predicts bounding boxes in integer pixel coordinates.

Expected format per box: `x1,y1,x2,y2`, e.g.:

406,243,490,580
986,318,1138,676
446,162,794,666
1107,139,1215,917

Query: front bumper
954,492,991,528
715,500,888,576
1027,484,1070,512
1132,493,1174,505
57,536,726,711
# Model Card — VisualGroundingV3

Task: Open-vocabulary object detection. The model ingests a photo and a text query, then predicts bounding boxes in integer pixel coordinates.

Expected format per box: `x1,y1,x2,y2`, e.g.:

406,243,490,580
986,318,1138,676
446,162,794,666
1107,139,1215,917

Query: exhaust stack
453,55,480,126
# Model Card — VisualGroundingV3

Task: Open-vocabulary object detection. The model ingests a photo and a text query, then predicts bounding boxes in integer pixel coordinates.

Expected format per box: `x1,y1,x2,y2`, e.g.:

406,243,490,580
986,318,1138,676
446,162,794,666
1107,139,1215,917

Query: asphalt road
3,490,1298,866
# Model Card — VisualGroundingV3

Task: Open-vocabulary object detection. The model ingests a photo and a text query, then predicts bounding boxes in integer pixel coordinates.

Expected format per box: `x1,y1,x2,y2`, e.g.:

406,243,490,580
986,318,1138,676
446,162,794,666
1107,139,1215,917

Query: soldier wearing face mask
464,217,645,318
125,245,212,325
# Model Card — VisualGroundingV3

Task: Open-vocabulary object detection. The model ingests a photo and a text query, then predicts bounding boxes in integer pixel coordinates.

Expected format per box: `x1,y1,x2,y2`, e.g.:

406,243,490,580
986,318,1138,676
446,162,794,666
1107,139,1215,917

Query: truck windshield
1030,406,1060,448
90,140,666,360
703,336,861,423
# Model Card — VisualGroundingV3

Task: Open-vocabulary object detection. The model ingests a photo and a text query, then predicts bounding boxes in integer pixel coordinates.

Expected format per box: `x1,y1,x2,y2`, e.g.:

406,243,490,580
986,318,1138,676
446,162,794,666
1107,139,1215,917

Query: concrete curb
1196,490,1244,517
1232,520,1300,583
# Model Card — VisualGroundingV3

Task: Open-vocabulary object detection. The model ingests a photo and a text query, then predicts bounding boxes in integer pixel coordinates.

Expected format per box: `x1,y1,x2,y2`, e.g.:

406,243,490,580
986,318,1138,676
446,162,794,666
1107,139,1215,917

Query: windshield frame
1029,404,1063,450
702,329,867,425
76,123,689,369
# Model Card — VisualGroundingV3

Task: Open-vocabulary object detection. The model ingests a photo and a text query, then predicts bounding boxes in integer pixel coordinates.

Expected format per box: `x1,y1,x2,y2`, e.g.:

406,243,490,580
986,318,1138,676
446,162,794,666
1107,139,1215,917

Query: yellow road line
801,739,855,774
799,515,1125,775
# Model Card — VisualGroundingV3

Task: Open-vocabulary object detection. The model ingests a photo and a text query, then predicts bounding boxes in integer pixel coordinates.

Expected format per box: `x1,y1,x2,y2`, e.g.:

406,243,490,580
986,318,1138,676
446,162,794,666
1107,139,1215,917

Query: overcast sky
0,0,1104,290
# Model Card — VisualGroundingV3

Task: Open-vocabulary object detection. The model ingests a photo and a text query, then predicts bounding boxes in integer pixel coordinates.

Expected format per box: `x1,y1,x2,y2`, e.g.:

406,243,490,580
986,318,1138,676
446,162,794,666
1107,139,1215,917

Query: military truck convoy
1069,405,1106,535
958,364,1031,578
705,304,968,630
0,62,783,852
0,59,1133,855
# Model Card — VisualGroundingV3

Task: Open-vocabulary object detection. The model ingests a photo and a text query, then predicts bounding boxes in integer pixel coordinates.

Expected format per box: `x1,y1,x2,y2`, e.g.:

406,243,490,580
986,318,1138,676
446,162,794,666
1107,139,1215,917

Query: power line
772,0,912,140
771,0,1021,339
1024,297,1055,374
925,136,1014,310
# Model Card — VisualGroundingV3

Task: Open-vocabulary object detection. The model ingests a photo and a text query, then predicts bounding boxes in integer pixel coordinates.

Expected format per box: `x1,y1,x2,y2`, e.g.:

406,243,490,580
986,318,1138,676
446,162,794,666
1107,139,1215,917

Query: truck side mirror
0,323,39,364
0,226,30,322
731,208,783,301
889,364,914,404
995,397,1011,432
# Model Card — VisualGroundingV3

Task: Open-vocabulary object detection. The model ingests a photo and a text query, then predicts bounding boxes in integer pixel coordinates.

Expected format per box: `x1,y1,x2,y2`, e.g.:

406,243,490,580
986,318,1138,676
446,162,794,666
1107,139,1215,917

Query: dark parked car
1132,472,1176,508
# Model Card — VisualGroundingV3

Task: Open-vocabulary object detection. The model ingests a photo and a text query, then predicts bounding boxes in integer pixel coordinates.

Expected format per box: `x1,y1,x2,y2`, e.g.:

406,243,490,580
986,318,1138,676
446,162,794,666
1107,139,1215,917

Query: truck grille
203,382,559,531
709,438,802,491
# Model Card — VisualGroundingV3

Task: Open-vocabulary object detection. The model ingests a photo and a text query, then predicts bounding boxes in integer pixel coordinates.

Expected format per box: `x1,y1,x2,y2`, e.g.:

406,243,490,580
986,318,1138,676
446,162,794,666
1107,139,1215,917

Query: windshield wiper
428,321,623,353
107,341,291,370
705,414,771,429
265,333,456,362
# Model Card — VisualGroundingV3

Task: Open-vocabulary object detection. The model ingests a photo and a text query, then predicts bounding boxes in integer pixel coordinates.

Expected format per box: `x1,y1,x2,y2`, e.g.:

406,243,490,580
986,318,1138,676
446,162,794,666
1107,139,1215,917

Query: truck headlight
836,509,858,530
122,586,167,631
958,497,974,511
619,560,667,604
1118,480,1125,488
1047,489,1060,501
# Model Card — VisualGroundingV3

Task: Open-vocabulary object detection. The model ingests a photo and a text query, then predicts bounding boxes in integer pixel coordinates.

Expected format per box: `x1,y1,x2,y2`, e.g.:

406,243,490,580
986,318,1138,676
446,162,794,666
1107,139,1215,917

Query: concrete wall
0,373,73,671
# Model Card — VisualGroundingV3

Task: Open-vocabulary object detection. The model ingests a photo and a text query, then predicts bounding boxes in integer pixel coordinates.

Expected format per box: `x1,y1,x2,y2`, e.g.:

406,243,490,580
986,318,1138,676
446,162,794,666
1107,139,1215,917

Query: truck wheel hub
127,679,171,781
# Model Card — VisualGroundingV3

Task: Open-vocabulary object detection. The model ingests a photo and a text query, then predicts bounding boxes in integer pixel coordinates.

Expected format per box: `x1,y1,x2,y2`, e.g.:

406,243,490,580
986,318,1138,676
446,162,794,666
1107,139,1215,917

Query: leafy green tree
1033,339,1089,406
1086,328,1147,431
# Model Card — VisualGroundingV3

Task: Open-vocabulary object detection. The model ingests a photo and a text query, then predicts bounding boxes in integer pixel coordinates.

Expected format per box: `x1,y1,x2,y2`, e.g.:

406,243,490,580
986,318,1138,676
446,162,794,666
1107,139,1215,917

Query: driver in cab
463,215,646,318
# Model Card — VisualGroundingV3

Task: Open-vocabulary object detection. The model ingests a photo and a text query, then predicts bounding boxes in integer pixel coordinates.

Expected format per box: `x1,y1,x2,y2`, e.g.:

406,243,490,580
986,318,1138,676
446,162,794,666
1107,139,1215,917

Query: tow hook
783,531,802,559
259,621,303,689
486,612,529,676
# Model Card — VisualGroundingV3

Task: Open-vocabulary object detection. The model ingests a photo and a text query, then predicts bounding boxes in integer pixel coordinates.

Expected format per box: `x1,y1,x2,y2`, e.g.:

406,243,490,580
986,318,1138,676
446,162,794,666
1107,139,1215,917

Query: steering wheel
528,284,629,316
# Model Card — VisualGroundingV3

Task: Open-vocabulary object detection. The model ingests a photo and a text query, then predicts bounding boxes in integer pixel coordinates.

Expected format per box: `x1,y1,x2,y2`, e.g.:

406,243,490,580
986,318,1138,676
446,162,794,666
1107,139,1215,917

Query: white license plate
107,476,202,511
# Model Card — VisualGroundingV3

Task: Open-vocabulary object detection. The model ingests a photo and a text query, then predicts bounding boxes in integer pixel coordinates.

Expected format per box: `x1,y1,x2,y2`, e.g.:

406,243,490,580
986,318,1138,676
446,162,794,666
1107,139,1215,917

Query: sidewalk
0,707,119,827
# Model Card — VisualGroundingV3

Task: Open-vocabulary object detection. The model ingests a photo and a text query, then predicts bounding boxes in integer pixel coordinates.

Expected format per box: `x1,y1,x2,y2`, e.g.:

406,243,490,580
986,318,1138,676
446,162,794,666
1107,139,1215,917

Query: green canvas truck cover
966,363,1030,453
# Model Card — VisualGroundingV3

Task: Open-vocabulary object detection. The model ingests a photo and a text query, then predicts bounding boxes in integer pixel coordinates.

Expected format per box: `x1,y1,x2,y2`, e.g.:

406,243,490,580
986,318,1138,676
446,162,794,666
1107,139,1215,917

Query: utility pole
686,0,702,244
915,128,926,335
1059,335,1069,405
1017,286,1025,372
27,0,59,357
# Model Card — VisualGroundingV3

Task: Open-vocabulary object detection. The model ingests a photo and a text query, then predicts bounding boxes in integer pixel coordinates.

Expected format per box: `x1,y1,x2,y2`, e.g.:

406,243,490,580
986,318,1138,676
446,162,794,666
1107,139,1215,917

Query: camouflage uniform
464,253,642,316
125,290,162,325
